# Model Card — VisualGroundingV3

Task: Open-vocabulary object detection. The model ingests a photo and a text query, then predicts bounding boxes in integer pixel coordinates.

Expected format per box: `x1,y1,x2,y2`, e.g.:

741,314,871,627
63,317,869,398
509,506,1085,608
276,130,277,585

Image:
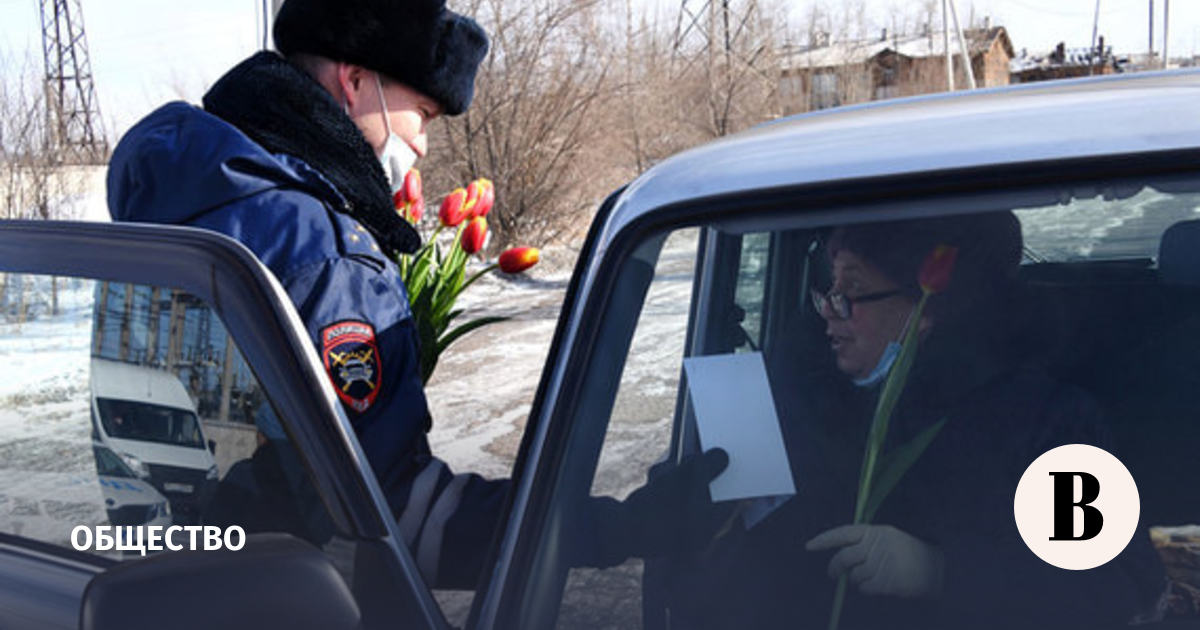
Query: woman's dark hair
825,211,1023,326
824,211,1034,376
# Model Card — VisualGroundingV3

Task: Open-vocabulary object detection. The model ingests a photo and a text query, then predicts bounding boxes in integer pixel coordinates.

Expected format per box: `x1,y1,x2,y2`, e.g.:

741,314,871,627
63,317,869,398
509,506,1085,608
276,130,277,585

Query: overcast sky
0,0,1196,138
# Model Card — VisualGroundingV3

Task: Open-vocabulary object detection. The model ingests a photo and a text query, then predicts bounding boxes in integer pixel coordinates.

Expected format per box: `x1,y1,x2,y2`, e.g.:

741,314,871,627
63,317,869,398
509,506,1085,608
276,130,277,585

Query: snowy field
0,284,104,547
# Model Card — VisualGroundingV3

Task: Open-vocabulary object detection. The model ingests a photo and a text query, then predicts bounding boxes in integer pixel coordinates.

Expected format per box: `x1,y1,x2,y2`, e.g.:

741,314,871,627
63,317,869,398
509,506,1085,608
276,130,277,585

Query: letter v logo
1014,444,1139,570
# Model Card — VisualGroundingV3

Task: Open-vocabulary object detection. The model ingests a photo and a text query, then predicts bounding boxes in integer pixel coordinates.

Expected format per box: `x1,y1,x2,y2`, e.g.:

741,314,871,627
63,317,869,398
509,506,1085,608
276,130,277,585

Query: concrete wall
976,39,1012,87
200,420,258,478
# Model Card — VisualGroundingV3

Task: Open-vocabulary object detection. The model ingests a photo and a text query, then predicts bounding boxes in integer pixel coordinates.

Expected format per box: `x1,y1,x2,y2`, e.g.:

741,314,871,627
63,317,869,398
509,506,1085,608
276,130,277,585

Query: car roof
89,357,197,412
603,68,1200,243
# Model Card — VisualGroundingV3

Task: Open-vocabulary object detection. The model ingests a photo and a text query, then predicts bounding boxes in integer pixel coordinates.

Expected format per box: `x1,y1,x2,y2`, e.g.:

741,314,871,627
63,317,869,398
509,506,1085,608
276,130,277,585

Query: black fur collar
203,51,420,256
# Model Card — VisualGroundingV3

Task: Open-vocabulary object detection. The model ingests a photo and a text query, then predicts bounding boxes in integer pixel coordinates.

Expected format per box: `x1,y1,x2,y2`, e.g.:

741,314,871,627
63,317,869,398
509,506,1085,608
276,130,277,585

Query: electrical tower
39,0,108,164
672,0,765,74
671,0,779,132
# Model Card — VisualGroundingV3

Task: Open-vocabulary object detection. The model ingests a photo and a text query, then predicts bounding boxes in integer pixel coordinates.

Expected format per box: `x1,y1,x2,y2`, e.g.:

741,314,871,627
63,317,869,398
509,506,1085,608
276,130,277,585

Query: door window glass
557,229,700,628
733,231,770,350
0,277,340,563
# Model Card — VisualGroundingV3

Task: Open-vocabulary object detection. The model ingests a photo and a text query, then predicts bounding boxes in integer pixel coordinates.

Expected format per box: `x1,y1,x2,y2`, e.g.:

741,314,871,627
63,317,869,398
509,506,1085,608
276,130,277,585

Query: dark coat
652,324,1160,629
107,52,507,589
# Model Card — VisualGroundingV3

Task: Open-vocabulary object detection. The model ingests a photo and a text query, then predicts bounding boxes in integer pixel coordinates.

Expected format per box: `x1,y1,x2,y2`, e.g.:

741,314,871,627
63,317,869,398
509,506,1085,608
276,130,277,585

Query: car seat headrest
1158,219,1200,286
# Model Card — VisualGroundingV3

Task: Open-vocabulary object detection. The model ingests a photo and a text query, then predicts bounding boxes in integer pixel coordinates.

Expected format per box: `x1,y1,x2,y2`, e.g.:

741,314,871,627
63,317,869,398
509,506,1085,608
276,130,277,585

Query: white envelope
682,352,796,505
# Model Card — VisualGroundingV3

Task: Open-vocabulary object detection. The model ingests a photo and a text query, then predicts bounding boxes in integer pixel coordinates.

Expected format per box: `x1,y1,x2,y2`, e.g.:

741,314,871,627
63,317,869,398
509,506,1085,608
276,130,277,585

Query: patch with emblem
321,320,382,413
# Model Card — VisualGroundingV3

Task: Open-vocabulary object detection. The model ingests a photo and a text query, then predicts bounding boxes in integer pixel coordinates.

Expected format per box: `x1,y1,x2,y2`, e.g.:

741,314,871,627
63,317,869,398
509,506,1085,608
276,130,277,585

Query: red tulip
439,188,468,227
918,244,958,295
403,168,422,205
463,180,483,220
461,216,488,254
392,168,422,211
393,198,413,224
408,197,425,224
498,247,539,273
473,178,495,217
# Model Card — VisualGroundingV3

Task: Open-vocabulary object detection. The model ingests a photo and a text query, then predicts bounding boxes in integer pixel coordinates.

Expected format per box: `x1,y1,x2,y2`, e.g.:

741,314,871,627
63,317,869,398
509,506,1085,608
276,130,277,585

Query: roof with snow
783,26,1013,71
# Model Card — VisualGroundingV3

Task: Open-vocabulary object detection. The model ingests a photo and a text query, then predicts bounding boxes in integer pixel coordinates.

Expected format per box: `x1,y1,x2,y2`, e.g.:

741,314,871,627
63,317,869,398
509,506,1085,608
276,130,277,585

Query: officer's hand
622,448,734,558
806,524,944,599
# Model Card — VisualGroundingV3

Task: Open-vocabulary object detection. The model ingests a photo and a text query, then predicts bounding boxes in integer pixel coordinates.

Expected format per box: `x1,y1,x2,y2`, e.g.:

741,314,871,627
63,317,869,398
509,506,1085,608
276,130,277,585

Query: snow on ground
0,283,102,547
0,284,95,453
0,284,93,401
423,256,570,479
425,232,697,495
0,468,107,546
426,230,699,628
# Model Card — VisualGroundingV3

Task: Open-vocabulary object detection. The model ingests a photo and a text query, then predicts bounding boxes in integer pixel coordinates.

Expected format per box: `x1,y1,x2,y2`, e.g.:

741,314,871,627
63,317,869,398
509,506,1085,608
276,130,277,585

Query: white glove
806,524,945,599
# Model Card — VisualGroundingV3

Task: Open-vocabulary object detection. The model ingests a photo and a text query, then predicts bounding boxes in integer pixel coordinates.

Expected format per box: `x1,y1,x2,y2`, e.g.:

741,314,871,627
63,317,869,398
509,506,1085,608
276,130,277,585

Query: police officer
108,0,729,589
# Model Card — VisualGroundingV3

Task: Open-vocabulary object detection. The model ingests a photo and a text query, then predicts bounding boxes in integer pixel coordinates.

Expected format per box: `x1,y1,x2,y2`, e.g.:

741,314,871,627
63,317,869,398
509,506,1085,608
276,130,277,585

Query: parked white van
89,358,218,524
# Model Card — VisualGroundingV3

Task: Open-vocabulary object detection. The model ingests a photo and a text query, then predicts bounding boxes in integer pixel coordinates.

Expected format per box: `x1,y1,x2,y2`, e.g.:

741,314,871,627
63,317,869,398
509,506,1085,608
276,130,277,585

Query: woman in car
654,212,1159,629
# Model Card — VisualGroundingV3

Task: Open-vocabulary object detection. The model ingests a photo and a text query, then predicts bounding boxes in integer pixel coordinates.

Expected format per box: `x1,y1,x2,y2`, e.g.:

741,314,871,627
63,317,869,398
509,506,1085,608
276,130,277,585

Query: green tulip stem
827,291,931,630
829,579,848,630
460,263,500,296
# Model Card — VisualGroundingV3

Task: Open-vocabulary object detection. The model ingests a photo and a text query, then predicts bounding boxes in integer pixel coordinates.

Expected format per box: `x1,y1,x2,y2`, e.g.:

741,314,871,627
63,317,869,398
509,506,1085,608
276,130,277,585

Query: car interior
619,180,1200,628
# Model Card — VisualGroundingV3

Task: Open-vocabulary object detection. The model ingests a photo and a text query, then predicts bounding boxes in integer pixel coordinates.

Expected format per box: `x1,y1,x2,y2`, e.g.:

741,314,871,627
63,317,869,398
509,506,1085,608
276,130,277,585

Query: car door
0,220,444,629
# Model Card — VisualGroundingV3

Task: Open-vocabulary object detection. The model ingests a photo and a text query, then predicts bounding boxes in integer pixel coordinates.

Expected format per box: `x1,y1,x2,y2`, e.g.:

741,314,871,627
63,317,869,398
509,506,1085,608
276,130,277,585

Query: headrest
1158,220,1200,285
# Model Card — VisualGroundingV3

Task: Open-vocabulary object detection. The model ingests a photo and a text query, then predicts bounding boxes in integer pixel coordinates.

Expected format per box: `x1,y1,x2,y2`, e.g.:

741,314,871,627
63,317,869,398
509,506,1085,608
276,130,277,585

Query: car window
95,398,206,448
0,277,349,567
555,229,699,628
733,231,770,350
1018,185,1199,262
524,179,1200,629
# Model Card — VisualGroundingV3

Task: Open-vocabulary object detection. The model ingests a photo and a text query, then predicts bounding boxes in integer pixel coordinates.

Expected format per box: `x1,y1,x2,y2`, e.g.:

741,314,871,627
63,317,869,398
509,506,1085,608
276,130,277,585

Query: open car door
0,221,445,630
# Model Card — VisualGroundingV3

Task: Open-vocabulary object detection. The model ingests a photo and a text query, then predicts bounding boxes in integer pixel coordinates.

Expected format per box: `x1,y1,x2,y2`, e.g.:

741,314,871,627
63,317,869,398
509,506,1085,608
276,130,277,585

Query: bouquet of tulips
825,245,957,630
392,170,541,383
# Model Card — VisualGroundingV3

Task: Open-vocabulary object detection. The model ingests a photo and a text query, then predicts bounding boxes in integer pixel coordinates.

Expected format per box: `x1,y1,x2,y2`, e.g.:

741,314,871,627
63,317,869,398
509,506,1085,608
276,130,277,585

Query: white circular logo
1013,444,1139,570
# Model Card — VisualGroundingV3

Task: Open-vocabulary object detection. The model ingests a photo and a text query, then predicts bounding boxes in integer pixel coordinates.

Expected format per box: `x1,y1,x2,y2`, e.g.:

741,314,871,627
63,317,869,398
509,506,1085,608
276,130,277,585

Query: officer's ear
335,63,371,112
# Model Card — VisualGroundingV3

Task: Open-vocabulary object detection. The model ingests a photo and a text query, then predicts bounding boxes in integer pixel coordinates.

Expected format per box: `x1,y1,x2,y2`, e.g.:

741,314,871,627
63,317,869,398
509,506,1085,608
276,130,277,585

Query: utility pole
1163,0,1170,68
943,0,954,91
38,0,108,164
258,0,284,50
1149,0,1155,62
947,0,976,89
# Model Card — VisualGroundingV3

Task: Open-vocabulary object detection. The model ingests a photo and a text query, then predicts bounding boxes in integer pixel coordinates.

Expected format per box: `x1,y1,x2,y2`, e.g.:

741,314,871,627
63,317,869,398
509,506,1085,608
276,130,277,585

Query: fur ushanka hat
273,0,488,116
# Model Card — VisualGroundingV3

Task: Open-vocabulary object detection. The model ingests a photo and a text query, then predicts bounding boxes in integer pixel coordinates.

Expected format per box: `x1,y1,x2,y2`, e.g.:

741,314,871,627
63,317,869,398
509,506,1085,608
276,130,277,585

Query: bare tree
426,0,614,251
0,52,87,321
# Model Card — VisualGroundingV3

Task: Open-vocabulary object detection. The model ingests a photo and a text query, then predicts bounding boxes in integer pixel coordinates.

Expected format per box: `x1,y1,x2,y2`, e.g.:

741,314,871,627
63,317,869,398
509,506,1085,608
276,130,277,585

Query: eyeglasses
811,288,903,320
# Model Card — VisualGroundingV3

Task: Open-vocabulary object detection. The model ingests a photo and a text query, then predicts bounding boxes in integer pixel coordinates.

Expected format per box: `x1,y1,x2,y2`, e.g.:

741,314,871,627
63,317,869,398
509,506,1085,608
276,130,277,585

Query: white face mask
853,340,901,388
373,72,417,193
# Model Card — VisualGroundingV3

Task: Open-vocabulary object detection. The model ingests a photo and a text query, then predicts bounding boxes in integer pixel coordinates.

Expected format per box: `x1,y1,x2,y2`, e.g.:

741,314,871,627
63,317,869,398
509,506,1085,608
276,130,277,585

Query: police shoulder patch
321,320,382,413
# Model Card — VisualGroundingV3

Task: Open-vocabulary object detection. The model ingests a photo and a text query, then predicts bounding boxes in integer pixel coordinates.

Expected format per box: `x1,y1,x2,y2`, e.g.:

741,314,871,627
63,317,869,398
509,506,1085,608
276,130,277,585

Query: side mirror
80,533,360,630
208,439,217,455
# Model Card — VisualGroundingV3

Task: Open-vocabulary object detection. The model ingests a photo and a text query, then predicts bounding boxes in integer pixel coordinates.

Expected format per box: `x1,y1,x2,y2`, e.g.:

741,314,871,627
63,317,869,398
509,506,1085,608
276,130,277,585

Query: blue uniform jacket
107,101,508,589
